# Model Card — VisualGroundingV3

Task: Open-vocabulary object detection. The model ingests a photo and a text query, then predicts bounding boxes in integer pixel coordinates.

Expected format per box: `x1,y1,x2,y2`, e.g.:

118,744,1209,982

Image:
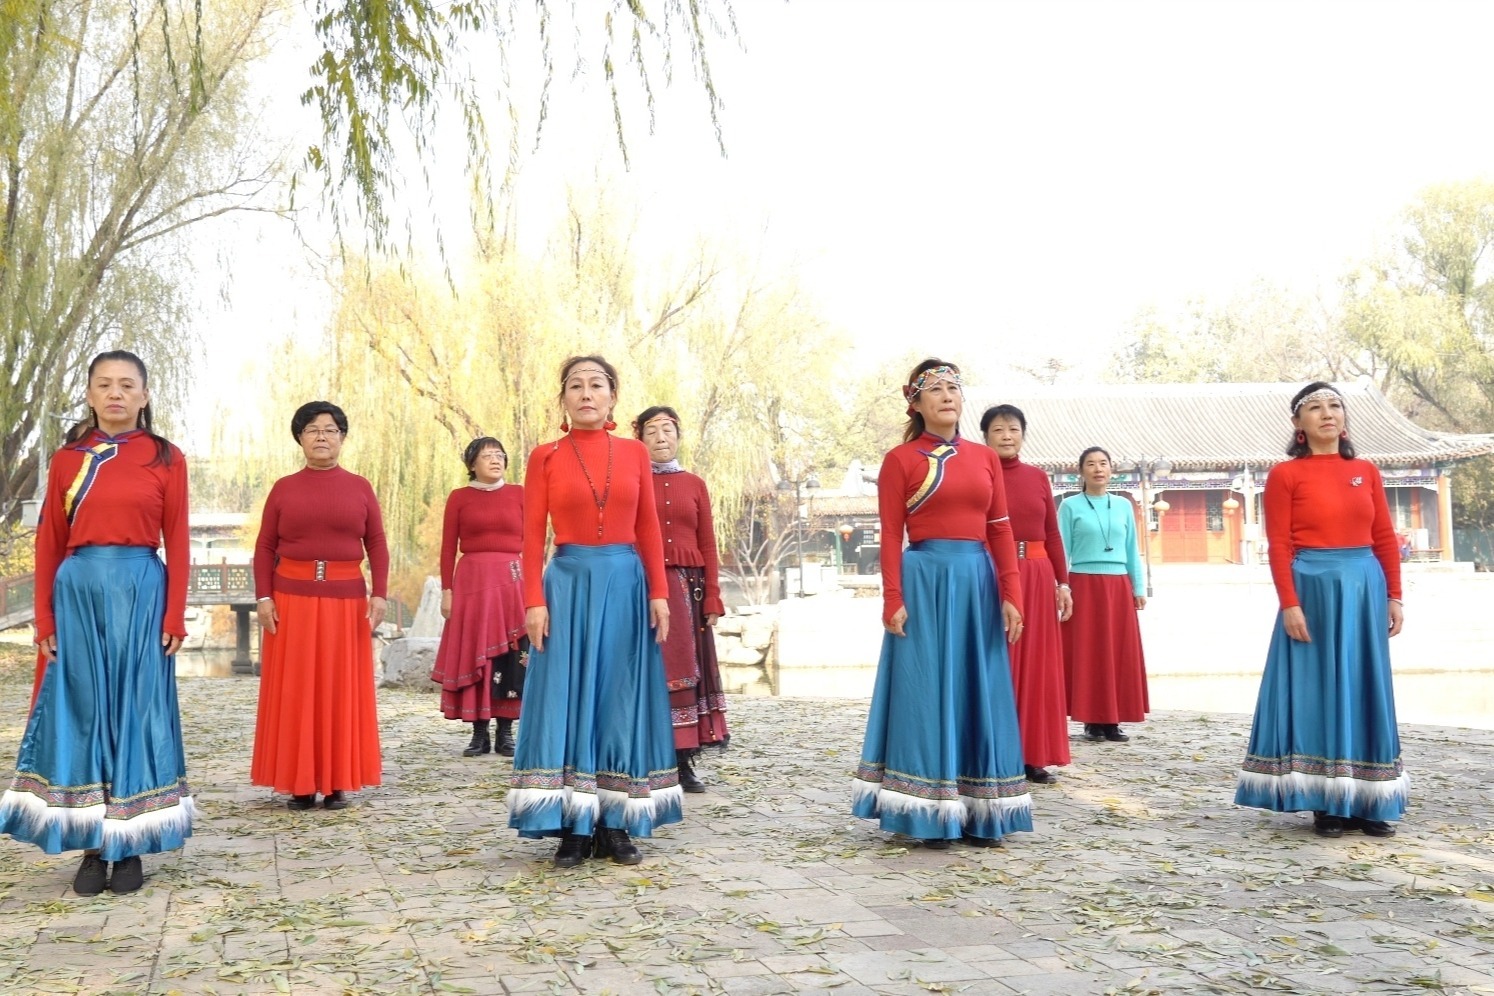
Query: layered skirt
1235,547,1408,821
431,551,528,722
1063,572,1149,724
0,546,193,859
852,540,1033,841
1011,556,1071,769
251,560,382,796
507,544,682,839
660,566,729,752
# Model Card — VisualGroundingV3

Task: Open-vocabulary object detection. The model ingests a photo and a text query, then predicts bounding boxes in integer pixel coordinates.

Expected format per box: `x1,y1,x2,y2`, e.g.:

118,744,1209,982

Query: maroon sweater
439,484,525,588
999,455,1069,585
254,466,389,599
650,469,725,617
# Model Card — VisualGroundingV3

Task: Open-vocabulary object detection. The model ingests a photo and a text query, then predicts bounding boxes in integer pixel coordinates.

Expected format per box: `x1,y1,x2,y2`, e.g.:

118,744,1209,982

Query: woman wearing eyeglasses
250,402,387,811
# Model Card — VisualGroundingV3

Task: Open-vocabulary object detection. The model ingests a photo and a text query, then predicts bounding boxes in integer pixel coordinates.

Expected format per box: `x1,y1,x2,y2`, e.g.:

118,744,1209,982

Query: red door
1158,491,1208,563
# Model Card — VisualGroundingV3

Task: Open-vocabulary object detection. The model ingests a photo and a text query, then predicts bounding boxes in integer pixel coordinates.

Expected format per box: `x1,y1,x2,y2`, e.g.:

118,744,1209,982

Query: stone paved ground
3,660,1494,995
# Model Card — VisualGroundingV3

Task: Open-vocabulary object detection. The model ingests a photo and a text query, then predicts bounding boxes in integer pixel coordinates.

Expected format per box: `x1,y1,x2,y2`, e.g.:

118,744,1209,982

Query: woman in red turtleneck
982,404,1072,785
251,402,387,812
506,355,682,868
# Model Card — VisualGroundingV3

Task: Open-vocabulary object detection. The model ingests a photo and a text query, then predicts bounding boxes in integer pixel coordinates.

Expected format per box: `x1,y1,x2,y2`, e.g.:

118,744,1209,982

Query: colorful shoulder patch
63,441,120,524
906,442,959,514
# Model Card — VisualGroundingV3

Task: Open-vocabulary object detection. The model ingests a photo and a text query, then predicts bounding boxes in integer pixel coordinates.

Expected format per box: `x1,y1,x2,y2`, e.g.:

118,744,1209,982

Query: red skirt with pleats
1062,572,1149,724
1011,558,1071,767
431,551,527,722
251,590,383,796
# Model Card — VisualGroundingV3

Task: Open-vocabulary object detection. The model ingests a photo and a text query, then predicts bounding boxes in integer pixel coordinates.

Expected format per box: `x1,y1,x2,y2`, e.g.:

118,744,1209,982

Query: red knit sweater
650,469,725,617
878,433,1022,625
521,429,667,607
999,455,1069,585
254,466,390,599
1263,454,1402,608
33,429,189,640
439,485,525,588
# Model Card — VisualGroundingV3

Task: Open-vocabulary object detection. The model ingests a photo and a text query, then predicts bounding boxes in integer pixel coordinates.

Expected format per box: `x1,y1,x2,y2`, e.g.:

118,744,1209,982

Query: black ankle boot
553,833,592,867
463,720,492,757
595,827,642,865
495,719,516,757
677,751,705,793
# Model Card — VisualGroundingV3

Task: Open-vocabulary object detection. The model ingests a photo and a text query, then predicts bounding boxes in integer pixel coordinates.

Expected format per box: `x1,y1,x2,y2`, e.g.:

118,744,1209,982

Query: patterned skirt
851,540,1032,841
660,566,729,752
431,551,528,722
1235,547,1408,821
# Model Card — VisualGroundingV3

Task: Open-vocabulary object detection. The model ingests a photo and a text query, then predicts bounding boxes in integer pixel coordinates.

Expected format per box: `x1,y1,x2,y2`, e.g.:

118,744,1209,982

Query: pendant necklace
1082,492,1115,552
569,432,614,538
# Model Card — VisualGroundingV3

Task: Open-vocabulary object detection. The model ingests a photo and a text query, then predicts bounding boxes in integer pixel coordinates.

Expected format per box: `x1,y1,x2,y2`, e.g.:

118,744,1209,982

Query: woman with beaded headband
633,405,730,793
508,355,681,867
1058,446,1148,744
0,350,193,897
1235,382,1408,839
431,436,529,757
851,359,1033,849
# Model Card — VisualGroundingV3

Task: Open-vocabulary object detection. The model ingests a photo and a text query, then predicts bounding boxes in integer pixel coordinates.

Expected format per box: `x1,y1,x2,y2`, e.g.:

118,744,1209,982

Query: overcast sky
201,0,1494,394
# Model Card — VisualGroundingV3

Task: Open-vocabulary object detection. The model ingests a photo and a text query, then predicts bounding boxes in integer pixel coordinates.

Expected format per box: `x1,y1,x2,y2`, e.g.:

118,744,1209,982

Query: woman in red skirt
432,437,528,757
982,404,1072,783
633,406,729,792
1057,446,1148,743
252,402,386,810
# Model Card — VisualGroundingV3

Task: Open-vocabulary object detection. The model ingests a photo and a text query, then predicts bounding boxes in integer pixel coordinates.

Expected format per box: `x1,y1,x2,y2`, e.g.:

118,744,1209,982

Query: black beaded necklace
568,432,614,538
1082,491,1115,552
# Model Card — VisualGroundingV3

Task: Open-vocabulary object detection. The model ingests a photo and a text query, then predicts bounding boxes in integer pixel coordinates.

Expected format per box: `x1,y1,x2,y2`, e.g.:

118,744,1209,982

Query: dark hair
557,355,619,402
902,357,962,443
462,436,507,480
67,349,173,466
632,405,682,438
980,404,1027,436
1077,445,1112,470
291,401,349,440
1287,381,1355,459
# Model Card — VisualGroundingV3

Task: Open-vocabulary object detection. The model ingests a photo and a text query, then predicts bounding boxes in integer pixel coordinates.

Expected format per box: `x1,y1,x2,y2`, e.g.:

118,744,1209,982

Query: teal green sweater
1057,491,1144,596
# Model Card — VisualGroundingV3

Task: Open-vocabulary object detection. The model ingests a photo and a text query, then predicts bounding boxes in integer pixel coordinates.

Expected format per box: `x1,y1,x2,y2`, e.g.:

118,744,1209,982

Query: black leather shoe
1348,817,1396,838
1082,724,1105,742
323,791,350,810
73,854,108,896
109,856,144,894
1025,764,1055,784
553,834,592,867
595,827,643,865
921,838,952,850
463,720,492,757
961,834,1003,848
1103,725,1130,743
677,751,706,794
495,720,516,757
1313,812,1344,838
287,794,316,811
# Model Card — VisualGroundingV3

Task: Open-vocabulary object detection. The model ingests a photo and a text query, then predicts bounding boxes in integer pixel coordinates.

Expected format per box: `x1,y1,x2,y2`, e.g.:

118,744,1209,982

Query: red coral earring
603,419,617,431
1295,430,1306,445
560,417,570,434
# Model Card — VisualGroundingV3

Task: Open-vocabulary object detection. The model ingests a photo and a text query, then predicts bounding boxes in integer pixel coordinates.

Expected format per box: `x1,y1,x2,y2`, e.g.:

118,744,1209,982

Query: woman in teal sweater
1057,446,1148,743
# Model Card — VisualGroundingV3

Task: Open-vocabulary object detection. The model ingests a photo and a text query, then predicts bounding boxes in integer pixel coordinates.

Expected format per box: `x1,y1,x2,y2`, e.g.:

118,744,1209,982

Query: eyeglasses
301,427,343,439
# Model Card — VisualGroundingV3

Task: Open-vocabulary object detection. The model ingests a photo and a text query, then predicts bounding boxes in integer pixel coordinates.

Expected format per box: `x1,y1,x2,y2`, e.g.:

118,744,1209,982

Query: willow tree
0,0,282,527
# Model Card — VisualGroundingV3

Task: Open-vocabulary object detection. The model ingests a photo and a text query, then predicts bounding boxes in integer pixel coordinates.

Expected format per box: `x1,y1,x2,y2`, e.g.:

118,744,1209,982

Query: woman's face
298,413,344,469
1081,451,1112,491
984,415,1024,459
472,446,507,484
640,418,680,463
915,379,963,437
563,365,614,430
1293,393,1345,451
86,359,149,435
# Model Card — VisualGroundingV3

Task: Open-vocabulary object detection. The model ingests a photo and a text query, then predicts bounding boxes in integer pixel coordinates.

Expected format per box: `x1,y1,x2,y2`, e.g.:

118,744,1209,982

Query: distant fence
1454,529,1494,570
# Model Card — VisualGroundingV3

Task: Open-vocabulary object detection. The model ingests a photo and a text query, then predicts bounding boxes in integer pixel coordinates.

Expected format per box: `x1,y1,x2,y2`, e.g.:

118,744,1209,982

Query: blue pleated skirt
0,546,193,858
507,544,682,839
1235,547,1408,821
852,540,1033,841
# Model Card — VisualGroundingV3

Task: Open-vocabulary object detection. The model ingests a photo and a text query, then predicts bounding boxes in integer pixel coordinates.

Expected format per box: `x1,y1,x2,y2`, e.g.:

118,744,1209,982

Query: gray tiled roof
961,381,1494,473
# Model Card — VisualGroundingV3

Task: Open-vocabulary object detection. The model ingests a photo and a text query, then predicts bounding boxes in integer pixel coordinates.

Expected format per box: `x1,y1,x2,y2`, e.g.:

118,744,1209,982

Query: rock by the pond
379,637,441,690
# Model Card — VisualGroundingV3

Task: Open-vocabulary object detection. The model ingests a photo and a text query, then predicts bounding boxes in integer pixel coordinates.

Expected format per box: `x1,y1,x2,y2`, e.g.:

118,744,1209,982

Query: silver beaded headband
1291,387,1342,414
902,365,963,403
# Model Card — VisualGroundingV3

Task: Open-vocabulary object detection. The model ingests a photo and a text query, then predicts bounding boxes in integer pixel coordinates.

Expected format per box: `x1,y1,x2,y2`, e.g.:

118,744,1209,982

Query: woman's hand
257,598,278,635
650,598,670,644
1002,601,1023,643
1134,595,1148,611
526,607,550,652
440,589,452,620
705,613,720,628
885,606,908,637
38,634,57,662
1056,586,1073,623
368,596,387,631
1282,605,1310,642
162,633,182,656
1388,599,1404,637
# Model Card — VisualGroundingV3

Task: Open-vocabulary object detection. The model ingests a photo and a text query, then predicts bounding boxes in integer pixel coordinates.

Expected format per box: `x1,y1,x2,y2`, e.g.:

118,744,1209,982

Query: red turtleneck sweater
999,455,1069,585
439,485,525,588
521,429,667,608
254,466,389,599
878,432,1022,625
